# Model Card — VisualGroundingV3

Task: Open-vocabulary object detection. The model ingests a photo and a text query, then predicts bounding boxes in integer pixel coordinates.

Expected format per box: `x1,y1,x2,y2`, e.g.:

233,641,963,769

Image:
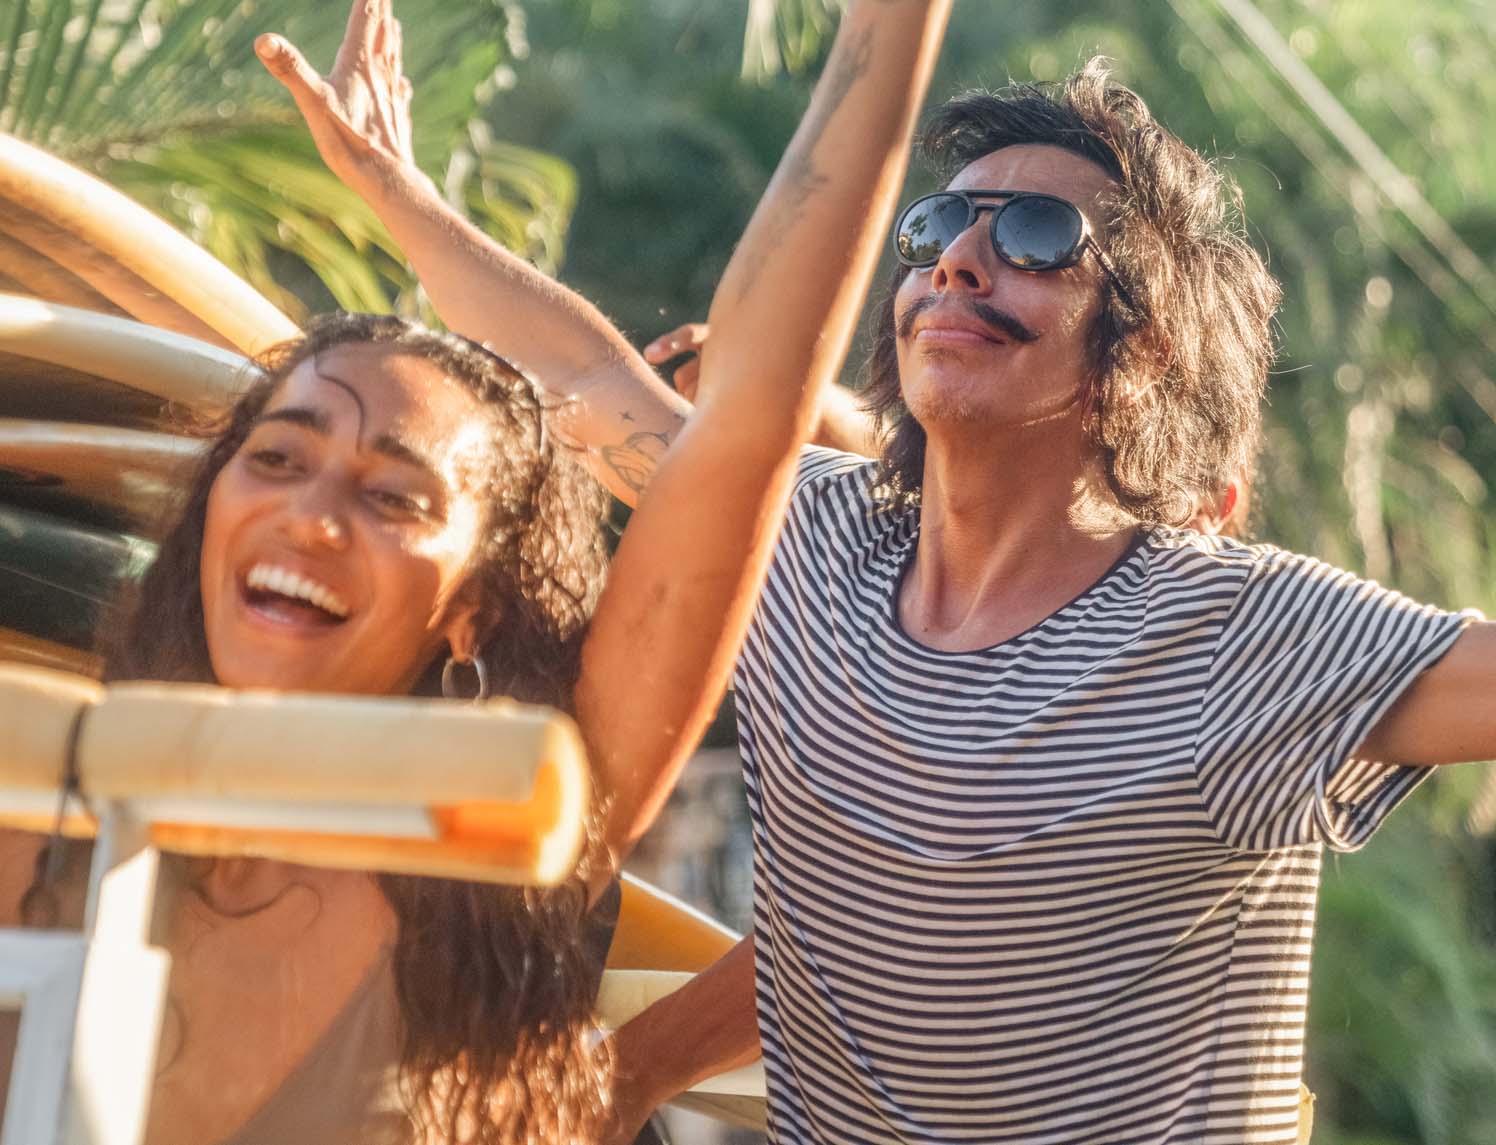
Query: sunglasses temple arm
1089,243,1143,315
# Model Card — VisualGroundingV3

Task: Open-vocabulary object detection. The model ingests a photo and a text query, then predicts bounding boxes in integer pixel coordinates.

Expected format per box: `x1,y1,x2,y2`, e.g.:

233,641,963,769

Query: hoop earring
441,654,489,702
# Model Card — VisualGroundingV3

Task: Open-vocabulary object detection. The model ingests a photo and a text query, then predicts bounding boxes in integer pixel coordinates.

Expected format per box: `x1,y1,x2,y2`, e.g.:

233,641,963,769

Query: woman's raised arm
572,0,950,867
257,0,687,506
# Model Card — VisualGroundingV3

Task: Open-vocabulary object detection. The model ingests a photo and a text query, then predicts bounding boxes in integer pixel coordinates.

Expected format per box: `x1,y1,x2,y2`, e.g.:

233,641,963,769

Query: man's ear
1190,481,1241,536
1216,483,1240,529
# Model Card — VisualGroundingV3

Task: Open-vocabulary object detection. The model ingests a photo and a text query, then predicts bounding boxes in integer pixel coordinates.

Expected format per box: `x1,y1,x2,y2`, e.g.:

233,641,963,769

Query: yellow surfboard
609,873,741,972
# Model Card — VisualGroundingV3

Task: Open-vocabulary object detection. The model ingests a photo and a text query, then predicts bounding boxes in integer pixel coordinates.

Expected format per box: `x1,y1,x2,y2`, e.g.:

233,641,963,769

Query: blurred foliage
0,0,574,317
741,0,844,80
3,0,1494,1141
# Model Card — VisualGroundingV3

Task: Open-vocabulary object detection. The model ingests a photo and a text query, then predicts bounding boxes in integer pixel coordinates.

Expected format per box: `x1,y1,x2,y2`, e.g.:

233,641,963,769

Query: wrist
358,150,441,213
608,1038,674,1138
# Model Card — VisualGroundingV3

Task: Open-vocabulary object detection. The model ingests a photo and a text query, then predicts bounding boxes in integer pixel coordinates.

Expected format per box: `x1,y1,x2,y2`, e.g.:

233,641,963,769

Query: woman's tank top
212,878,623,1145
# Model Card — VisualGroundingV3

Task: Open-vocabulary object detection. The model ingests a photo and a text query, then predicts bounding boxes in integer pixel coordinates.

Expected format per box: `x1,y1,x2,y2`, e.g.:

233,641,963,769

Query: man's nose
930,216,995,295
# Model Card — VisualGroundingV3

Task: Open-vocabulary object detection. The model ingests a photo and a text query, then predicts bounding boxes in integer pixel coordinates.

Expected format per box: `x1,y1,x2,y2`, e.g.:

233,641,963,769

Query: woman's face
200,342,495,695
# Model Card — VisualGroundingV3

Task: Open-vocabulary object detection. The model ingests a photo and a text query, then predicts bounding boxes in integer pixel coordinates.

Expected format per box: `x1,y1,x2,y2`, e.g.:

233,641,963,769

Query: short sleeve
1195,549,1476,853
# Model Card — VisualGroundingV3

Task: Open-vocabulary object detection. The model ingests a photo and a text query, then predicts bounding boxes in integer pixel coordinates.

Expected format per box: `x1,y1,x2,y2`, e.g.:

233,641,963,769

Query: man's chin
906,384,1085,436
904,387,989,428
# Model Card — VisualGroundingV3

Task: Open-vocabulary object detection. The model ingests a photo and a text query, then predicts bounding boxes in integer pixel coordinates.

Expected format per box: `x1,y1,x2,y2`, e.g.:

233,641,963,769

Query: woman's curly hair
865,57,1281,526
102,312,615,1143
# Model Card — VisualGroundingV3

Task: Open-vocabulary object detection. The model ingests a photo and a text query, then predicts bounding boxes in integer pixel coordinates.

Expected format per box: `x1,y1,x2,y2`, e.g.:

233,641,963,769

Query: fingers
395,74,414,139
255,34,328,104
356,0,381,55
373,5,394,72
333,0,368,73
642,322,710,363
673,358,702,401
642,323,709,400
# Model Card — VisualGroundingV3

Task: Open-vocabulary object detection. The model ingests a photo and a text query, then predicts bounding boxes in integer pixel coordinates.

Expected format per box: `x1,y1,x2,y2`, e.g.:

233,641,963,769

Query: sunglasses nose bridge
926,213,1000,294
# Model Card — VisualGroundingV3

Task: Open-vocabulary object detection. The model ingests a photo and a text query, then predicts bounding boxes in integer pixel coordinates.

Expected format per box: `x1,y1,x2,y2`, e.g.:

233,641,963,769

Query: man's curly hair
865,57,1281,526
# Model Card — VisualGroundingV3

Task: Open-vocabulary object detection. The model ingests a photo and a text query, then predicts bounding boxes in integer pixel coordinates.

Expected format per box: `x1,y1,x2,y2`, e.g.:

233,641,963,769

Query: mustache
897,295,1040,345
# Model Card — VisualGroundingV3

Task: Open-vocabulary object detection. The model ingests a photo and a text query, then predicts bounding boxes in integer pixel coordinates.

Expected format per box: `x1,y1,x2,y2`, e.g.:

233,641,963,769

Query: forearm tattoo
602,428,676,495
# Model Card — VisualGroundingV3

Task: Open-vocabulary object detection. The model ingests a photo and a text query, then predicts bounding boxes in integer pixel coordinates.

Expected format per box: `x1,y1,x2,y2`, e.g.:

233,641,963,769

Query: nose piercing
318,516,343,540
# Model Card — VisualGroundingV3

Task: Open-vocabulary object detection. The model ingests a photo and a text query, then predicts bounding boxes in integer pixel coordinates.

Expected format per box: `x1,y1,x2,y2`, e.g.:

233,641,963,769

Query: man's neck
899,414,1138,652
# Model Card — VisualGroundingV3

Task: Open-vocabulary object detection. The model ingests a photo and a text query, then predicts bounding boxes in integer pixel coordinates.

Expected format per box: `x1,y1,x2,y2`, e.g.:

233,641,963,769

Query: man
267,20,1496,1144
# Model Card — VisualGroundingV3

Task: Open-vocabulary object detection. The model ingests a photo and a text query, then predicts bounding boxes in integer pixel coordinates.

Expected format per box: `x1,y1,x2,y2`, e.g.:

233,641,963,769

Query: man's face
894,144,1117,434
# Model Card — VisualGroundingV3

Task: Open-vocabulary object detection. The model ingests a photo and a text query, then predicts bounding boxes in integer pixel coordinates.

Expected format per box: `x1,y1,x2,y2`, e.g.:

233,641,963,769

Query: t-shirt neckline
886,521,1149,657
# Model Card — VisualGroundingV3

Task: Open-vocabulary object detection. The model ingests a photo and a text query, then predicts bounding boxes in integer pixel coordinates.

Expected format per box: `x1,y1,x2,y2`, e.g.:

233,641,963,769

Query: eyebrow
252,407,445,483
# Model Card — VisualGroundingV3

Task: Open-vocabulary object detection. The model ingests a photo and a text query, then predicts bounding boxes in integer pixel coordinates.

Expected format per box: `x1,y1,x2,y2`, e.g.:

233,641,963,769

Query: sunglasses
893,189,1140,312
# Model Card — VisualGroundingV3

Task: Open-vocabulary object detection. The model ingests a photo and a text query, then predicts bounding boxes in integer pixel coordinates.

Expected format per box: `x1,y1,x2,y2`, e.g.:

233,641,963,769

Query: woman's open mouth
240,561,351,627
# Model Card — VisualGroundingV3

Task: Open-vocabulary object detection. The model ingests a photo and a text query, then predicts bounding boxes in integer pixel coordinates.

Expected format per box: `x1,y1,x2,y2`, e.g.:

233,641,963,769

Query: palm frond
0,0,574,318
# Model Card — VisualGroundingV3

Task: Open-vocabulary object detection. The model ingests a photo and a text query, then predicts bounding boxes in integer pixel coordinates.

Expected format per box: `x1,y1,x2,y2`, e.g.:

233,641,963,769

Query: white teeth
245,562,350,619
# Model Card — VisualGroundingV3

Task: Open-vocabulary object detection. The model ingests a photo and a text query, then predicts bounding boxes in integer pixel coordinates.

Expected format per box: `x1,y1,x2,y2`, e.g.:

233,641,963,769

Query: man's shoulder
1144,528,1291,577
792,445,881,504
1137,530,1310,612
1142,530,1403,626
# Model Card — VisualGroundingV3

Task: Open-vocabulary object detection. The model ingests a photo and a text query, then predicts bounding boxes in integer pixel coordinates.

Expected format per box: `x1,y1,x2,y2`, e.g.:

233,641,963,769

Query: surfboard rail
0,294,254,414
0,134,298,356
0,664,590,886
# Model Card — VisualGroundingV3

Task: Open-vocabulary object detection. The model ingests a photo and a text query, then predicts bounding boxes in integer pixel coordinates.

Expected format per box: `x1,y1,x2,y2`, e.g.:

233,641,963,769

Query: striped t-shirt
732,448,1471,1145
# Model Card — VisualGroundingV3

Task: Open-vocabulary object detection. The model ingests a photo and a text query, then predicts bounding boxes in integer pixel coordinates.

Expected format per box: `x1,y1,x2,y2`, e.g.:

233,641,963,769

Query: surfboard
0,503,152,650
608,872,741,972
0,420,203,531
0,295,255,421
604,874,767,1128
0,134,299,356
0,627,98,676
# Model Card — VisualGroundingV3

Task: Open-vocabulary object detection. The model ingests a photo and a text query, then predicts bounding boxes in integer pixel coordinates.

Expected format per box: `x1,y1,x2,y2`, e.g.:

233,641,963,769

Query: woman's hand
255,0,425,193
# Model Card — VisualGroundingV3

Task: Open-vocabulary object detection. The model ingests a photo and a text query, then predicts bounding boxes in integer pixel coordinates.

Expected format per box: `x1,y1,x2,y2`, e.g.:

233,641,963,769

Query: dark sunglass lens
895,195,971,266
993,196,1084,269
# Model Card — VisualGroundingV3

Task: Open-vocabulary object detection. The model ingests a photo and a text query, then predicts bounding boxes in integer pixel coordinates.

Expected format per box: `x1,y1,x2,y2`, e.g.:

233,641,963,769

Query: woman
3,1,950,1142
111,315,611,1145
19,316,617,1144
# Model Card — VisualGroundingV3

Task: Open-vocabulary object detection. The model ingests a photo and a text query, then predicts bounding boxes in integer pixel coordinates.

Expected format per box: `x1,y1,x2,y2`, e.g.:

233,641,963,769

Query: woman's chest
145,860,397,1145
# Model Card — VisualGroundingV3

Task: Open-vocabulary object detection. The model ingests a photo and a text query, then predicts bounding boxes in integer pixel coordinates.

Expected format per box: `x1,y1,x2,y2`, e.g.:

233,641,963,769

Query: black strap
44,702,91,886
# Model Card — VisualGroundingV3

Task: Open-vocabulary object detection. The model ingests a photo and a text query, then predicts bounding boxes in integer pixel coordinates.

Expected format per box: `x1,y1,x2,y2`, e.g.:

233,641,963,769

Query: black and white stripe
732,448,1470,1144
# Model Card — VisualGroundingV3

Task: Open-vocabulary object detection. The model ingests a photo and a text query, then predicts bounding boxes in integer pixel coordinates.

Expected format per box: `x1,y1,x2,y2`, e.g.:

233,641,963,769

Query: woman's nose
283,482,350,551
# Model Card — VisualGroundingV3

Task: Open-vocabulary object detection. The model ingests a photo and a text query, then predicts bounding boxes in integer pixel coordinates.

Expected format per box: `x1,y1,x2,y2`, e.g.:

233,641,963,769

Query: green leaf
0,0,576,321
